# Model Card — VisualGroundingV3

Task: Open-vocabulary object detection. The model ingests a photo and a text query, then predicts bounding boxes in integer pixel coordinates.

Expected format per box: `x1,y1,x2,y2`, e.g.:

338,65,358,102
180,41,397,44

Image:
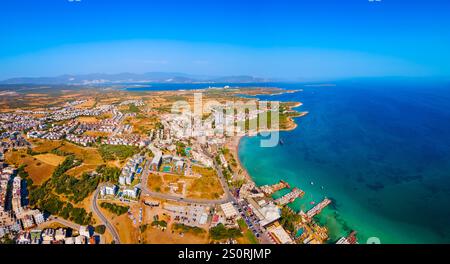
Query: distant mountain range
0,72,273,85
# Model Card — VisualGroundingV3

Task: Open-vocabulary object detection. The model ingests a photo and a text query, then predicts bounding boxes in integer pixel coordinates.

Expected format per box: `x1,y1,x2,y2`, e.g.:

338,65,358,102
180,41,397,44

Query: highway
91,188,121,244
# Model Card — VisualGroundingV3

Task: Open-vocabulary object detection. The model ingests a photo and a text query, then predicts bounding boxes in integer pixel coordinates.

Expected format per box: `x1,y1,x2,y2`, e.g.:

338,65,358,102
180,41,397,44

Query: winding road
91,188,121,244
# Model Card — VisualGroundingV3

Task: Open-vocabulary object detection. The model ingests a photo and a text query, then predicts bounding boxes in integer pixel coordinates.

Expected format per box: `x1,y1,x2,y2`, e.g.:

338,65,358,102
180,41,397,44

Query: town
0,88,356,244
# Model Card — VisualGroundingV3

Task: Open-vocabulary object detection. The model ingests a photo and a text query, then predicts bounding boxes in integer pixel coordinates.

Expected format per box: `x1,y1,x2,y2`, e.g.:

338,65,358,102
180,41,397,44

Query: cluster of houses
0,162,46,240
0,113,42,132
65,134,97,147
2,99,136,147
64,100,87,107
27,121,78,141
1,100,153,151
119,99,145,107
74,122,110,134
0,133,31,150
101,135,150,147
16,226,100,244
48,105,113,122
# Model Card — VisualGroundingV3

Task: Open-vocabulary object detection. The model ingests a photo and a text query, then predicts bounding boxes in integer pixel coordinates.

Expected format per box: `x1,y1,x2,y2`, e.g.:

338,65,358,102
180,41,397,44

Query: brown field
25,93,47,97
58,142,103,165
66,164,98,177
188,166,224,199
141,203,209,244
125,114,158,135
146,173,185,195
34,153,65,166
147,169,224,200
147,173,164,192
5,150,56,185
142,225,209,244
30,139,63,152
74,99,96,109
83,131,109,137
76,116,99,123
98,201,140,244
98,113,113,120
37,222,68,230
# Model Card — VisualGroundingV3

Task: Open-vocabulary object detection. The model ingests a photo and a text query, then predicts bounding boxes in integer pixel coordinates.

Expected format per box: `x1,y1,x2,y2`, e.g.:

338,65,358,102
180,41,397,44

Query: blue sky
0,0,449,81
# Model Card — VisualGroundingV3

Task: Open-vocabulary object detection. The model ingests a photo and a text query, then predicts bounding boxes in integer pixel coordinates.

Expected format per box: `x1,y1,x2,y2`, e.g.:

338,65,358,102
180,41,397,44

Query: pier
260,180,291,196
305,198,331,219
275,187,304,206
336,231,358,244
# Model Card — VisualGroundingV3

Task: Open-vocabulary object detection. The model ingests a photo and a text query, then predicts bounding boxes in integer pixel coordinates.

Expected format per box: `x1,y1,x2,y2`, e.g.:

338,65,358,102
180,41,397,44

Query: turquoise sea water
238,82,450,244
126,81,450,243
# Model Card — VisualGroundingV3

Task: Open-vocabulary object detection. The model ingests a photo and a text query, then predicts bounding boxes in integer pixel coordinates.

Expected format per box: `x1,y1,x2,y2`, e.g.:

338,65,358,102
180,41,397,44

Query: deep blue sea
238,81,450,244
127,81,450,243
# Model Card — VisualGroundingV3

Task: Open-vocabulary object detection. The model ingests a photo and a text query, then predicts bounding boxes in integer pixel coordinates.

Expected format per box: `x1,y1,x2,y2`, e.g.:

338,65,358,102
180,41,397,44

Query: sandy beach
225,101,307,184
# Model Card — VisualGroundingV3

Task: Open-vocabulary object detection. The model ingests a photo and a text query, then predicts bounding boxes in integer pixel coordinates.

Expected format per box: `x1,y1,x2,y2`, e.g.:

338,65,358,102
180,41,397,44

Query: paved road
91,188,121,244
140,158,233,205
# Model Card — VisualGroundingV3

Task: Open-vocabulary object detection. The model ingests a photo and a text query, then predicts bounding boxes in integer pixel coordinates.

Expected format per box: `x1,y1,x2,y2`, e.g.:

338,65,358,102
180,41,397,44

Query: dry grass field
66,164,98,178
98,201,140,244
5,150,56,185
83,131,110,137
74,99,96,109
146,168,224,200
76,116,99,123
58,142,103,165
15,139,105,182
147,173,164,192
188,166,224,199
34,153,65,166
142,225,209,244
30,139,63,152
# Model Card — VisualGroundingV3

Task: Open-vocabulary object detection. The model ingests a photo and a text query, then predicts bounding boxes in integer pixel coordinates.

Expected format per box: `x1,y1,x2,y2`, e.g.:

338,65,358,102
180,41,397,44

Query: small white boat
310,181,314,185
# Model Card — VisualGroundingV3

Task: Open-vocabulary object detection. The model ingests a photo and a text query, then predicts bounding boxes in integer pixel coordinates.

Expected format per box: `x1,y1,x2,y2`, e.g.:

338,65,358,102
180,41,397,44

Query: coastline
226,102,307,185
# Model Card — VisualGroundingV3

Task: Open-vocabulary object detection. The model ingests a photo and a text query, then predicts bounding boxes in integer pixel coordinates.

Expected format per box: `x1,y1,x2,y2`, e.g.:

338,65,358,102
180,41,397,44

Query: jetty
305,198,331,219
275,187,304,206
336,231,358,244
260,180,290,196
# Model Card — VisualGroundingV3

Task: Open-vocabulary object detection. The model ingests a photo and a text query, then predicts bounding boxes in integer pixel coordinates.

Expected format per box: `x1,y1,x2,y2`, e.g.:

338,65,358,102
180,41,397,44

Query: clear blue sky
1,0,449,81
